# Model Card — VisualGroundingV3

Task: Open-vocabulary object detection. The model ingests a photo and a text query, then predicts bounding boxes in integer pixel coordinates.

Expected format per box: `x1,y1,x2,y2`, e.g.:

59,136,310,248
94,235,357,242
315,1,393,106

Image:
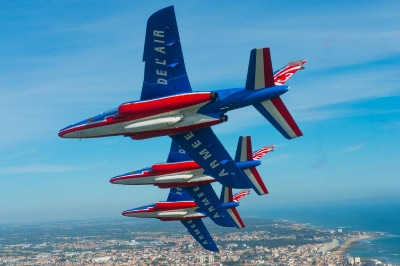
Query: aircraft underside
60,112,222,139
123,209,203,219
58,4,306,253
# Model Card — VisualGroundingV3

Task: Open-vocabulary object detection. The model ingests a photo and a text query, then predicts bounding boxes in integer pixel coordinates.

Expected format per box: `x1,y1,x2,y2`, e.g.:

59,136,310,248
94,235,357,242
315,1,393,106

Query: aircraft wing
167,187,194,202
166,140,193,163
141,6,192,101
170,127,251,189
180,219,219,252
183,184,235,228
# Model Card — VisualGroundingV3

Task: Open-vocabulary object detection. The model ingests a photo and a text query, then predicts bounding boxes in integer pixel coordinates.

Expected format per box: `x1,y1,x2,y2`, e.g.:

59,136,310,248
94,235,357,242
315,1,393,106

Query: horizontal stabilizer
254,96,303,139
220,187,251,202
243,167,268,195
180,219,219,252
252,145,275,160
233,189,251,202
226,208,245,229
274,60,307,85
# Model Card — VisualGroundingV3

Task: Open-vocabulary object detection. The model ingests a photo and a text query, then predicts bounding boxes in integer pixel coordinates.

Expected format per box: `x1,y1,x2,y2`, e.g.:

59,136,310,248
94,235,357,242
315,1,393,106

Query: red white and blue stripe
220,187,249,229
235,136,269,195
274,60,307,85
245,48,303,140
254,97,303,139
252,145,275,160
245,48,275,90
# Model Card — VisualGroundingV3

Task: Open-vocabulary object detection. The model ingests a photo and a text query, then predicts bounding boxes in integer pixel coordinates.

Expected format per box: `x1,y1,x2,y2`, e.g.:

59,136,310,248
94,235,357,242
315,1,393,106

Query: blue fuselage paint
198,85,289,116
59,86,288,137
222,202,240,209
236,160,261,170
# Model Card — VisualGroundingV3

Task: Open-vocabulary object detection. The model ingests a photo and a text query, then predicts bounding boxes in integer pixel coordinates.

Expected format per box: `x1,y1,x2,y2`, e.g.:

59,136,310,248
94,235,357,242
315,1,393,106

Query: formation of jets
59,6,306,252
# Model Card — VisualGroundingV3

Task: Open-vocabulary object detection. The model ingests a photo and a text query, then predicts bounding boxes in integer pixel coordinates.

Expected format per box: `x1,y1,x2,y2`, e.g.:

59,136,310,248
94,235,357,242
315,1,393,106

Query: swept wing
165,187,223,251
166,187,193,202
170,127,251,189
141,6,192,100
166,140,192,163
180,219,219,252
183,183,235,228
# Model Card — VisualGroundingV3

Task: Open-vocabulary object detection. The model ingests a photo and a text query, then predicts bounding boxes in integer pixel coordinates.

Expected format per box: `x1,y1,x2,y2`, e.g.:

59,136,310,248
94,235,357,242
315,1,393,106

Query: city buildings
0,219,392,265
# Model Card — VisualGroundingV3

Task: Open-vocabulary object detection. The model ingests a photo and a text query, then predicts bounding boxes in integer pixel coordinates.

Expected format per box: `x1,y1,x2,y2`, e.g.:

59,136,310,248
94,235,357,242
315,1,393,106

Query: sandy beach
332,234,377,255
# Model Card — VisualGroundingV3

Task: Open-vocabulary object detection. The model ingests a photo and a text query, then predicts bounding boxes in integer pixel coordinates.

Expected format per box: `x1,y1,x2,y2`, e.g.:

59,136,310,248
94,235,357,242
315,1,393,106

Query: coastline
332,234,377,256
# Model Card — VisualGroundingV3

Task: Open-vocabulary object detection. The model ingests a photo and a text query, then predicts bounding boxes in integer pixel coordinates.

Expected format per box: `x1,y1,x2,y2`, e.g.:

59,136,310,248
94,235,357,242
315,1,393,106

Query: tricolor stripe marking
238,136,253,161
259,97,302,139
233,190,251,202
221,186,233,203
252,146,274,160
243,168,268,195
227,208,245,229
254,48,275,90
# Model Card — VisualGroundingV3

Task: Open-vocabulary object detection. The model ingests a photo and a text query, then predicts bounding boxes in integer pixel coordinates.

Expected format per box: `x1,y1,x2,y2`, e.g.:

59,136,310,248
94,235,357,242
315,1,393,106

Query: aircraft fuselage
122,200,239,220
110,160,261,188
58,86,288,139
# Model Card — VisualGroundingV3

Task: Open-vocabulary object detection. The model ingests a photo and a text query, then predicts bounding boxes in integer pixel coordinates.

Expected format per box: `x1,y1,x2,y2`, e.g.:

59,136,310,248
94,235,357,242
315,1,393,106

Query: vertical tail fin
245,48,275,90
220,185,233,203
220,186,248,229
235,136,269,195
245,48,304,140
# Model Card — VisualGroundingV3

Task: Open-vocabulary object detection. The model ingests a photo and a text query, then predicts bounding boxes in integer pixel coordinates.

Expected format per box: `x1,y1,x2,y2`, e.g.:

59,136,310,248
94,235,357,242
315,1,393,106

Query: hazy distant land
0,218,385,265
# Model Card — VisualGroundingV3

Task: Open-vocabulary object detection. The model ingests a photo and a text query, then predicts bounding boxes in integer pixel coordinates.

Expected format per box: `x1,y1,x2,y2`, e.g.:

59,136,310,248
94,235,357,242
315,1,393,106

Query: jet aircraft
110,136,274,192
122,186,250,252
114,136,268,228
58,6,306,192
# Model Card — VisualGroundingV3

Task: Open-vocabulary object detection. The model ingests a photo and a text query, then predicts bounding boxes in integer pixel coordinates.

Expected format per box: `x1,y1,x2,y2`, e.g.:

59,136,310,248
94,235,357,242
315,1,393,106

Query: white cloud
328,143,366,156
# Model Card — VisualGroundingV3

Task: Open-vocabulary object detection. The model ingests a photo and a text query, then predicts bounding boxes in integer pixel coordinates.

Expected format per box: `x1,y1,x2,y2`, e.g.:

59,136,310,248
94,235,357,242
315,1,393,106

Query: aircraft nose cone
58,131,66,138
110,174,125,184
58,124,76,138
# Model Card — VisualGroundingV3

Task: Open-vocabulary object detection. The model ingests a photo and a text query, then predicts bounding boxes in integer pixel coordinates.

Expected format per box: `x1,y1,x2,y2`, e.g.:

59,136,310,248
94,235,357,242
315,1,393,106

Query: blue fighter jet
113,136,271,228
122,186,250,252
59,6,306,194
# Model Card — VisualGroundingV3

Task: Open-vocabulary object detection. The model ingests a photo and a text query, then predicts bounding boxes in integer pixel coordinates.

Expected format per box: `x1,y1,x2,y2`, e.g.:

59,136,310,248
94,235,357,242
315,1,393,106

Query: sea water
252,198,400,265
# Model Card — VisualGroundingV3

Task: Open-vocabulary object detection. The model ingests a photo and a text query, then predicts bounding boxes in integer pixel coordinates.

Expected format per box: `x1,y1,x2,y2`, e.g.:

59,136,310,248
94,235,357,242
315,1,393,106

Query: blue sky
0,1,399,224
